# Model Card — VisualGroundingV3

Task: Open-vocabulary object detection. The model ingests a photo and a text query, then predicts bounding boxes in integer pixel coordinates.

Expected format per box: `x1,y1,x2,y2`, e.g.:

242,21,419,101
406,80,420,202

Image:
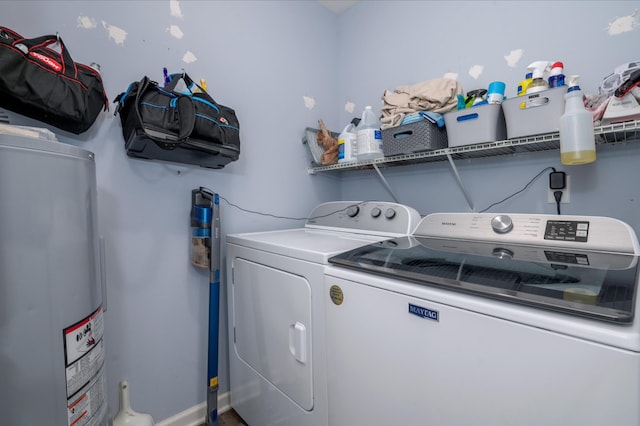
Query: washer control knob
385,208,396,219
371,207,381,218
491,215,513,234
346,205,360,217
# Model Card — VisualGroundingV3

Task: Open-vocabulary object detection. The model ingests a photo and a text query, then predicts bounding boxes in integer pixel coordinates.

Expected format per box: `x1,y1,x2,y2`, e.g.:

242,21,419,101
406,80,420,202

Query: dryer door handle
289,322,307,364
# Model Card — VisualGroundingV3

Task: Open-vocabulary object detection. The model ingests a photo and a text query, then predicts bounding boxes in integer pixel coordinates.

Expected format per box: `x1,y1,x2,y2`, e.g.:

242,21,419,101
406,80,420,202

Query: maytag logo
408,303,439,321
29,51,62,72
441,221,456,226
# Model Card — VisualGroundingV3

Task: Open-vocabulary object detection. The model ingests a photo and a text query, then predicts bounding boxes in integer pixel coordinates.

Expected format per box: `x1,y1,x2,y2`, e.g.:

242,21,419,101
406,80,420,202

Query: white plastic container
114,381,155,426
559,75,596,165
356,106,384,161
338,123,357,163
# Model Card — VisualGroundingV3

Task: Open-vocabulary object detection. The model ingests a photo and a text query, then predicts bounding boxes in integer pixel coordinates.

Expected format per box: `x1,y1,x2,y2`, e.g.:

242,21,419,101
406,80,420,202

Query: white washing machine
325,213,640,426
226,201,421,426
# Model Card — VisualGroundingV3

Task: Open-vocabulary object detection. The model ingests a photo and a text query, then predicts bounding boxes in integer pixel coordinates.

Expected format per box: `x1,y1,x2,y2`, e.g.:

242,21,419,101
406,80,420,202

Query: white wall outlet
548,174,570,203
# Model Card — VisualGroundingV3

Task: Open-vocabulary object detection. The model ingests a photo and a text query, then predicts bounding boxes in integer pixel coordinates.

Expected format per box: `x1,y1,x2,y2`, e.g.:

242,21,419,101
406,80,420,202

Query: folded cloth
401,111,445,128
381,78,463,129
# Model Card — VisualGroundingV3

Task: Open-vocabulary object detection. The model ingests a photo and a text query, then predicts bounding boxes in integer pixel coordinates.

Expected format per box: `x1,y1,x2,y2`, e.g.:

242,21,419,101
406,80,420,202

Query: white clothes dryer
226,201,420,426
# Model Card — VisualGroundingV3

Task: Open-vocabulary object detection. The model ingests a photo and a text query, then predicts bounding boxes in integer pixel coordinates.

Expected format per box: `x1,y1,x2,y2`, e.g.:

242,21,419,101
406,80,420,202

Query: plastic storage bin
444,104,506,147
502,87,567,139
382,119,448,156
302,127,339,166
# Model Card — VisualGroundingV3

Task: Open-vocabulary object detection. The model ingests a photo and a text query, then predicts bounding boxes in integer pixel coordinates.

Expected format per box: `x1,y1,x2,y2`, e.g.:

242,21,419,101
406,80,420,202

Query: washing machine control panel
413,212,639,254
306,201,421,236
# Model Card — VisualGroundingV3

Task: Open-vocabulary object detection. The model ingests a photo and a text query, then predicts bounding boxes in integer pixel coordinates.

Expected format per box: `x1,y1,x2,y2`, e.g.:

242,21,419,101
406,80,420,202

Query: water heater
0,131,108,425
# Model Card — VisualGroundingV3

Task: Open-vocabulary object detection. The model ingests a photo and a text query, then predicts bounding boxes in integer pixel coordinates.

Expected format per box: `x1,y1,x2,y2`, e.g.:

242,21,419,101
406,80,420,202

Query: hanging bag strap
133,76,196,149
166,72,221,106
165,72,203,93
12,33,78,79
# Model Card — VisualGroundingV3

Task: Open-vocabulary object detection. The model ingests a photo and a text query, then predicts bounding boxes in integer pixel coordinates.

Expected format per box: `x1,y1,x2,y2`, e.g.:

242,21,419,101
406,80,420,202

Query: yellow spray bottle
517,72,533,96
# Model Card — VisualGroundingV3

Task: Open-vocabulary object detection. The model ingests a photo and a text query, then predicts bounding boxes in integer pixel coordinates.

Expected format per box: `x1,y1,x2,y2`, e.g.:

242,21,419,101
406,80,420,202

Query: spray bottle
526,61,552,94
559,75,596,165
548,61,566,88
517,72,533,96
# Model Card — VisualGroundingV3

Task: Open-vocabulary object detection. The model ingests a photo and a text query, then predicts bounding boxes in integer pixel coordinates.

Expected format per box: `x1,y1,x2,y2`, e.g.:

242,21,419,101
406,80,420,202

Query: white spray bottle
559,75,596,165
526,61,552,94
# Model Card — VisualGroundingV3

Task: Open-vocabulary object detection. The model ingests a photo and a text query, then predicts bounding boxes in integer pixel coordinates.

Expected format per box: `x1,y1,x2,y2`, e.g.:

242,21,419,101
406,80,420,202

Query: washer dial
346,205,359,217
491,215,513,234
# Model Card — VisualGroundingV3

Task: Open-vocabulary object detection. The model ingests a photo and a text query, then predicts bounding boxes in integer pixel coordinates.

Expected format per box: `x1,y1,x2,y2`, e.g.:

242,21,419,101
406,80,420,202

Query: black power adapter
549,171,566,190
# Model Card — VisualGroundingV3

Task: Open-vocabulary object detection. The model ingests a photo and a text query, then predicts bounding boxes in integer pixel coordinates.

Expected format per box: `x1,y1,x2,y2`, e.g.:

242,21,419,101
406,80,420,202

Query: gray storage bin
502,87,567,139
444,104,506,147
382,119,448,157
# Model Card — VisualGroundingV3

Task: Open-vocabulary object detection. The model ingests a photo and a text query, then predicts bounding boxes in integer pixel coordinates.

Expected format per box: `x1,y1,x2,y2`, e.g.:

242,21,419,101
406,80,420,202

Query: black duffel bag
113,72,240,169
0,27,108,134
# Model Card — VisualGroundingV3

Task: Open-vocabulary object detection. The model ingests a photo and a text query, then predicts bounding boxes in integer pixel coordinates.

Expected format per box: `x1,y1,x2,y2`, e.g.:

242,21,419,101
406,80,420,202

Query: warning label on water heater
63,305,106,426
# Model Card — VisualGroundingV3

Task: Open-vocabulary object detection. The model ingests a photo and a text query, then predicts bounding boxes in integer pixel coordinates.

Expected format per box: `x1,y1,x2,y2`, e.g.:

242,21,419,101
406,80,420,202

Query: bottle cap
566,75,581,92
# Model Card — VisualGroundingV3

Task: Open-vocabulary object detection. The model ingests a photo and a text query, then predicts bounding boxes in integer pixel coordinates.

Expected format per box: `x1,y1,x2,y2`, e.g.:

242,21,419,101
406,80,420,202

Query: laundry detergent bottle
338,122,357,163
560,75,596,165
356,106,384,161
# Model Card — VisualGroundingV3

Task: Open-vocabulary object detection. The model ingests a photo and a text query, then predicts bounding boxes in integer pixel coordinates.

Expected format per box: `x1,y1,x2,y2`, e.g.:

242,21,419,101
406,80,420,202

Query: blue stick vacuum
191,188,220,426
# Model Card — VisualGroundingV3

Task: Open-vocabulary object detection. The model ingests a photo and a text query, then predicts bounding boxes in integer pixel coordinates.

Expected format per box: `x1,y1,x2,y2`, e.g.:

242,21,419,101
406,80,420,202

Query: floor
219,408,247,426
198,408,247,426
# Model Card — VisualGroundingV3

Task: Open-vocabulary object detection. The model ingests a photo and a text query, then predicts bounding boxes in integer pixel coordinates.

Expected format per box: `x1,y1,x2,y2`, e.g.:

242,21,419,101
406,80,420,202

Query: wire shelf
307,120,640,174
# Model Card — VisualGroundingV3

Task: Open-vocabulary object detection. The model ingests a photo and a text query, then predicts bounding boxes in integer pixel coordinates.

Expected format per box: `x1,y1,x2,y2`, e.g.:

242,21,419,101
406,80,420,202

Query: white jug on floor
113,380,155,426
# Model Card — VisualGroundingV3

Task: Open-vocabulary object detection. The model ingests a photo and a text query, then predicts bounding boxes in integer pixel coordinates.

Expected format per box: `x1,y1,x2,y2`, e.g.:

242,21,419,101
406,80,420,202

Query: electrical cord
218,195,378,221
554,191,563,215
478,166,556,213
212,166,561,219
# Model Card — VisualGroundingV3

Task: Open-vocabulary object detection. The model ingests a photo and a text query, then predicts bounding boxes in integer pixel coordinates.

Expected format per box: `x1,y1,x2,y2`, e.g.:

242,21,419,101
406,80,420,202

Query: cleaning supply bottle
548,61,566,88
338,122,357,163
356,106,384,161
526,61,552,94
560,75,596,165
517,72,533,96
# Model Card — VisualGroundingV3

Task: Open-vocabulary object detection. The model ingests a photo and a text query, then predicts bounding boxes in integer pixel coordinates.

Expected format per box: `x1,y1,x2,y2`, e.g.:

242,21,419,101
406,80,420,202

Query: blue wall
335,1,640,232
3,0,340,421
2,0,640,422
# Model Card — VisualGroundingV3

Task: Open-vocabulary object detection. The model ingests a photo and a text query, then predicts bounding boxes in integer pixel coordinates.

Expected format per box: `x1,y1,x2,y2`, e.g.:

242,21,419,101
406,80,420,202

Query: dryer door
232,258,313,410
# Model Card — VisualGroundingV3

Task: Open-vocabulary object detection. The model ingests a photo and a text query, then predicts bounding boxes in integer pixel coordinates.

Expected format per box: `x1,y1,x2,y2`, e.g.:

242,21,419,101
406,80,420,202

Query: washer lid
329,236,639,323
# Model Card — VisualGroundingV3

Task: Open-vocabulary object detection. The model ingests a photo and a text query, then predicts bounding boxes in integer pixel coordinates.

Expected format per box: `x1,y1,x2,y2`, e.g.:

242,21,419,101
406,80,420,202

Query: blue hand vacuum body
191,188,221,426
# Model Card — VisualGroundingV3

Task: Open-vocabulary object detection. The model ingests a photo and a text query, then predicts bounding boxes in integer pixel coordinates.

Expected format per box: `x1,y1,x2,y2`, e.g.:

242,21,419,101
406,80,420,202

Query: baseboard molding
156,392,231,426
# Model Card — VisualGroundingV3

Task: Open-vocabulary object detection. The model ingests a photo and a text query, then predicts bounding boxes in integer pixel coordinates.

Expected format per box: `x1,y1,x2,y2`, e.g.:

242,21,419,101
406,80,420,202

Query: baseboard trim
156,392,231,426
